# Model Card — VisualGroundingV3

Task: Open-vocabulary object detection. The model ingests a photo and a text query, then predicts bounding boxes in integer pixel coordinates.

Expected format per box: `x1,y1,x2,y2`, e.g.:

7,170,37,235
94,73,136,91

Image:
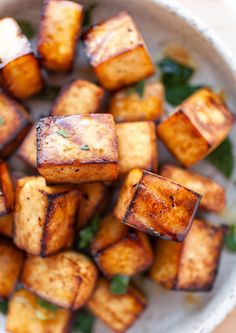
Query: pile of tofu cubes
0,1,234,333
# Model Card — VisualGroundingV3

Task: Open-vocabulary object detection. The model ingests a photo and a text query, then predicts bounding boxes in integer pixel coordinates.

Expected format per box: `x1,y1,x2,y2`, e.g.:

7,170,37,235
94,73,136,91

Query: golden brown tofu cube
6,289,72,333
117,121,158,175
0,161,15,216
37,114,119,184
161,164,226,212
157,88,235,167
0,18,43,99
37,0,83,71
77,182,107,229
51,80,104,116
91,214,153,278
14,176,80,256
150,219,226,291
0,214,13,238
21,250,97,310
88,278,147,333
0,239,24,298
114,168,201,241
0,92,32,158
109,82,164,122
83,12,155,91
17,125,37,169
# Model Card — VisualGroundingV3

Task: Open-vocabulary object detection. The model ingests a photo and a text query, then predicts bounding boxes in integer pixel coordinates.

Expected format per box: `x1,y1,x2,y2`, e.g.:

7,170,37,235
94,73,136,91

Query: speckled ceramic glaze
1,0,236,332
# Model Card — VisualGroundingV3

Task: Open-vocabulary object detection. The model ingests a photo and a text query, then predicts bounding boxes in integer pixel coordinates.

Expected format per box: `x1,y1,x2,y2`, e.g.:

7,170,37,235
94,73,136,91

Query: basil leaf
78,215,100,249
206,138,234,178
225,224,236,251
0,300,8,314
17,20,35,39
83,3,97,28
110,275,130,295
165,84,202,106
37,298,58,312
73,308,95,333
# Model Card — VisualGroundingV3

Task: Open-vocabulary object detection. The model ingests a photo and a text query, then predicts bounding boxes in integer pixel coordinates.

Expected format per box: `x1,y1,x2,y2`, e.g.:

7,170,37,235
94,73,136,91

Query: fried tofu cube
109,82,164,122
0,92,32,158
0,18,43,99
0,161,15,216
37,0,83,71
0,239,24,298
87,278,147,333
83,12,155,91
114,168,201,241
21,251,97,310
51,80,104,116
77,182,107,229
17,125,37,169
14,176,80,256
161,164,226,212
117,121,158,175
91,214,153,278
6,289,72,333
0,214,13,238
37,114,119,184
150,219,226,291
157,88,235,167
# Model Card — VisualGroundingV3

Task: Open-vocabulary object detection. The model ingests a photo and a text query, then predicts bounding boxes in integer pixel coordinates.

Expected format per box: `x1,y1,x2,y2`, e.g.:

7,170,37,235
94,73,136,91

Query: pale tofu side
109,82,164,122
157,88,235,167
17,125,37,169
6,289,72,333
37,114,119,184
14,176,80,256
0,239,24,298
88,278,147,333
114,169,202,241
161,164,226,212
21,251,98,310
37,0,83,71
117,121,158,175
0,161,15,216
51,80,104,116
0,18,43,99
83,12,154,90
0,214,13,238
0,92,32,158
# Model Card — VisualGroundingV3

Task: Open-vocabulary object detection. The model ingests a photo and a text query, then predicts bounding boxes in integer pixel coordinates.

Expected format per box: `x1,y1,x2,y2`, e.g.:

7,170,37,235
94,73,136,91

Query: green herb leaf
0,117,5,125
127,80,145,98
225,224,236,251
37,298,58,312
80,144,90,151
110,275,130,295
73,308,95,333
206,138,234,178
165,84,202,106
83,3,97,28
35,86,61,101
0,300,8,314
78,215,100,249
56,129,70,138
17,20,35,39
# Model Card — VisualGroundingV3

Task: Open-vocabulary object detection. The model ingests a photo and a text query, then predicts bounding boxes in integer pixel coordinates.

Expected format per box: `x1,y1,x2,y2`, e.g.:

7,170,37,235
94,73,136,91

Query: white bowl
1,0,236,332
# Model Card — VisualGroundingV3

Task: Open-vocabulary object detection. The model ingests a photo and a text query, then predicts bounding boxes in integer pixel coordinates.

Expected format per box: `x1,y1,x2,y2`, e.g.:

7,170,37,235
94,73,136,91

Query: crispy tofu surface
17,125,37,169
114,169,201,241
88,278,147,333
0,214,13,238
0,161,15,216
83,12,154,90
21,251,97,310
36,114,119,184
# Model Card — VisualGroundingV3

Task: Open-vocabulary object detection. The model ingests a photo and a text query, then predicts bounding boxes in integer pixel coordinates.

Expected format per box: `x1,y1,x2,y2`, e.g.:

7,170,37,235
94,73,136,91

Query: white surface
1,0,236,333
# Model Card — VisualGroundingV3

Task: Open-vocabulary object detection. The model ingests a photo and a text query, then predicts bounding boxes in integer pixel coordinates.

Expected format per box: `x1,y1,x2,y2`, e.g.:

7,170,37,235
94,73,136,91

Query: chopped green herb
127,80,145,98
56,129,70,138
206,138,234,178
0,300,8,314
0,117,5,125
83,3,97,28
225,224,236,252
73,308,95,333
78,215,100,249
165,84,202,106
37,298,58,312
80,144,90,151
35,85,61,101
110,275,130,295
17,20,35,39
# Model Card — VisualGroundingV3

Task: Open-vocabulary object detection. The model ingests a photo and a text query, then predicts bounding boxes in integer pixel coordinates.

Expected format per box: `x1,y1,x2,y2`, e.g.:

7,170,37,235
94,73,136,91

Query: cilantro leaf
110,275,130,295
73,308,95,333
78,215,100,249
165,84,202,106
37,298,58,312
206,138,234,178
83,3,97,28
17,20,35,39
80,144,90,151
0,300,8,314
225,224,236,251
